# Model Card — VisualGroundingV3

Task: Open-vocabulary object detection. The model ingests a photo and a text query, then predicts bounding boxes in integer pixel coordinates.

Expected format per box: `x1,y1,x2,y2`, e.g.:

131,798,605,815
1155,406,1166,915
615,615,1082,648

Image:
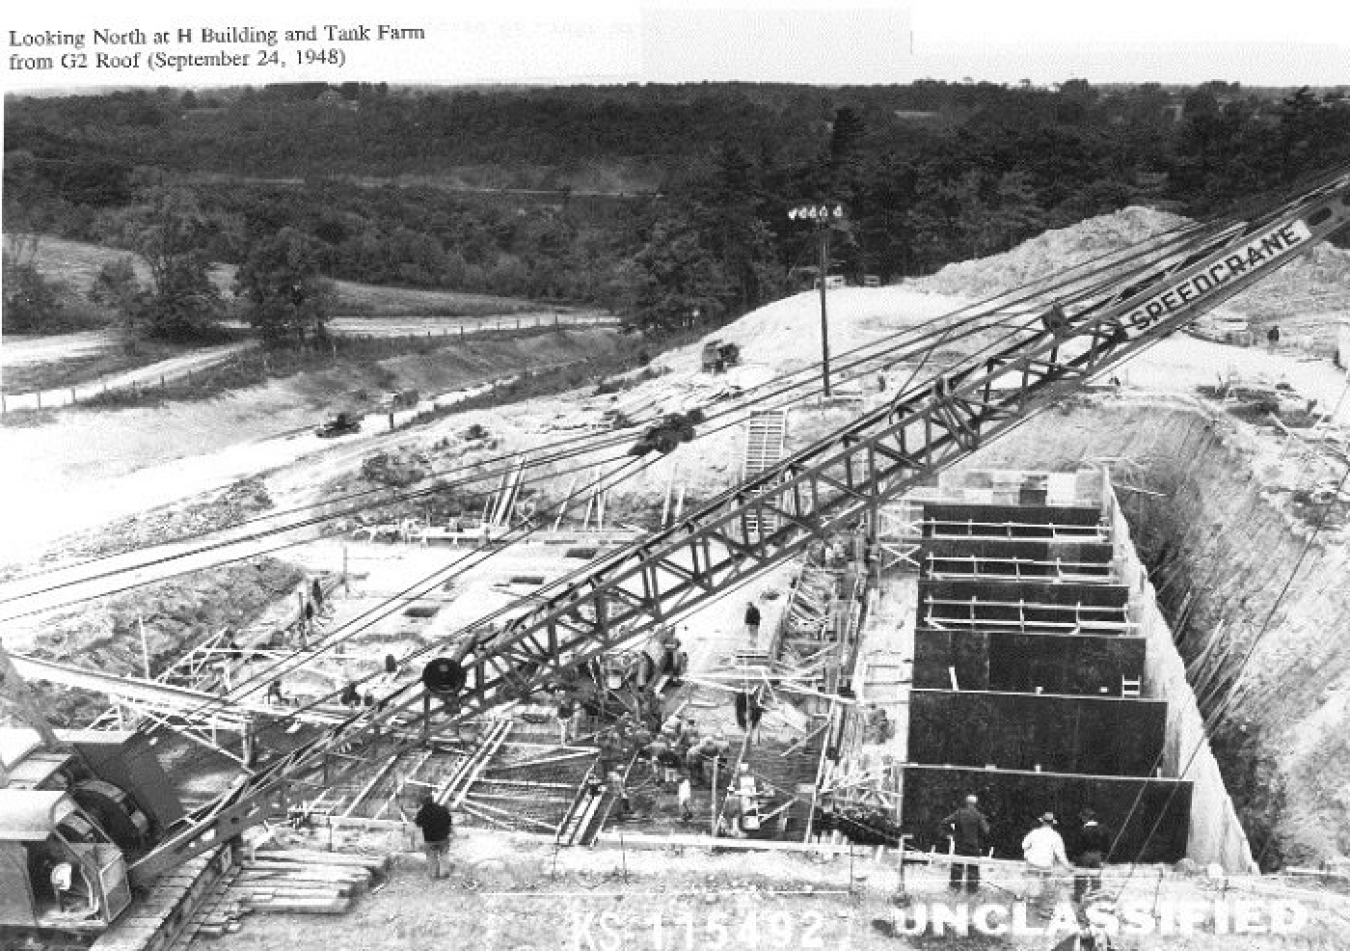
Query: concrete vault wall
948,393,1350,868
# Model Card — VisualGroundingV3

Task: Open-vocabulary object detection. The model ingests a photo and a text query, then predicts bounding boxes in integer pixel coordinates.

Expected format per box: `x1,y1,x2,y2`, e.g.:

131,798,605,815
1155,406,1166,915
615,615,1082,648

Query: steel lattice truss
131,171,1350,886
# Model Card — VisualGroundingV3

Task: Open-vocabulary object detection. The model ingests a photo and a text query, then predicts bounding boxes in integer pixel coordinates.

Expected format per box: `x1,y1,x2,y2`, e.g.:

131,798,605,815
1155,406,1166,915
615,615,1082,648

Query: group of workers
941,794,1114,912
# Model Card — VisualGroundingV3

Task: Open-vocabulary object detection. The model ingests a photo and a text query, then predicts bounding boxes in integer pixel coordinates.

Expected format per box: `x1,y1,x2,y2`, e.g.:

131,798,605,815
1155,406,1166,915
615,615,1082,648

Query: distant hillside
7,81,1348,337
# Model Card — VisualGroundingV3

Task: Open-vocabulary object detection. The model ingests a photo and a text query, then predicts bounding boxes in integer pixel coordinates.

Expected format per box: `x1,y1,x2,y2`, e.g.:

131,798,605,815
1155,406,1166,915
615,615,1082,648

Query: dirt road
1,340,254,410
328,312,617,337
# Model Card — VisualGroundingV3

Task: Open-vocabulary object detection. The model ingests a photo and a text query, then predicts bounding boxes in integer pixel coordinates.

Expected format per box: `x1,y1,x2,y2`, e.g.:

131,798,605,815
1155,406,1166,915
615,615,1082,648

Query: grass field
16,233,563,322
3,235,592,392
327,277,544,317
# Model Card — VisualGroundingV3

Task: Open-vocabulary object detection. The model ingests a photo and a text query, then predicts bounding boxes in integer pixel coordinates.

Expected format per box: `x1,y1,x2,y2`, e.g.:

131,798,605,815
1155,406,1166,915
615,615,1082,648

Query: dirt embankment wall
1105,482,1256,873
955,394,1350,868
15,559,306,727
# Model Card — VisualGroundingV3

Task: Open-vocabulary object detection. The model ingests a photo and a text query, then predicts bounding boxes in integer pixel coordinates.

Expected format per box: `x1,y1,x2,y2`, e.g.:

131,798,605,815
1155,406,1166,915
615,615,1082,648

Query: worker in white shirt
50,860,74,912
1021,812,1072,918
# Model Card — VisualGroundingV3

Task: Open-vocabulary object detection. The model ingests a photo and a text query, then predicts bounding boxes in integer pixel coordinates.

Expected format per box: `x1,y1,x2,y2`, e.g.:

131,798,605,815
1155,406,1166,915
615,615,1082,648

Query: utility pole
818,224,832,397
789,201,847,398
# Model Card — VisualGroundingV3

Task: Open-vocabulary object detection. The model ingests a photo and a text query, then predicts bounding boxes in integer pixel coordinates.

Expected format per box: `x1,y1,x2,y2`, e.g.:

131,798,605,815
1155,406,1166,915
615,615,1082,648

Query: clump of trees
84,188,333,348
233,227,334,348
90,186,223,341
2,232,61,333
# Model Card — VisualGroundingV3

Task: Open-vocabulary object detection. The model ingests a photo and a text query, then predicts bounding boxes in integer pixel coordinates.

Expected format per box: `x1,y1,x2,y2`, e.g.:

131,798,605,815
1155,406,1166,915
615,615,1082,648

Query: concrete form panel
922,503,1104,535
920,537,1115,576
920,579,1129,609
901,765,1191,864
908,690,1167,775
913,629,1146,695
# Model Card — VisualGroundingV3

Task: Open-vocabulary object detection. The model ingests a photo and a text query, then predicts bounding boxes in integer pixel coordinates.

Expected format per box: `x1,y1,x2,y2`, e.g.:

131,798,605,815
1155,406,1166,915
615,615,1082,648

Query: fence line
1,313,619,413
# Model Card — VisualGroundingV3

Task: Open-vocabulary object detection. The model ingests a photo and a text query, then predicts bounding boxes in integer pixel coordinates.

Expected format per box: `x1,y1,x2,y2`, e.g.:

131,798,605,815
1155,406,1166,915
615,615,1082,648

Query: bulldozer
315,411,362,438
701,339,741,374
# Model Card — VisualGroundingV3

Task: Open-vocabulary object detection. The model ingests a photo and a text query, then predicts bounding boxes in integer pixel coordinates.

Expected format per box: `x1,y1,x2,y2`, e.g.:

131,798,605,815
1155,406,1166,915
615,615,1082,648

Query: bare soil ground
16,557,305,724
7,209,1350,950
0,327,622,567
206,827,1350,951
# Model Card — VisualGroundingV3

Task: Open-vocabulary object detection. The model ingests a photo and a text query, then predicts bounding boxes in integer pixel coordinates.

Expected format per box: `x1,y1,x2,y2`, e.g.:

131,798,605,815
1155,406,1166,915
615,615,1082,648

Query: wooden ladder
741,410,788,540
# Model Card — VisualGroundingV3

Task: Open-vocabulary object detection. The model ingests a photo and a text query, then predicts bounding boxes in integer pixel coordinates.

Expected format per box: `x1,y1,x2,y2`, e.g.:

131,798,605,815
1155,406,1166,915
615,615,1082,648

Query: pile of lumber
190,850,391,939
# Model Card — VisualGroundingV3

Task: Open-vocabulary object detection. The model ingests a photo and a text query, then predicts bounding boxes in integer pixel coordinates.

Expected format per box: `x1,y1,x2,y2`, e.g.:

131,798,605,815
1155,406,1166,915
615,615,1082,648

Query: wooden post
298,592,308,648
138,614,152,679
660,470,674,528
710,758,719,836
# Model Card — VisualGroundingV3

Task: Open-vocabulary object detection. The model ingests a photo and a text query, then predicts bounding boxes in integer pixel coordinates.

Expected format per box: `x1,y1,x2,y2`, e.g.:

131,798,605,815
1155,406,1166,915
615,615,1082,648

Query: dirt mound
39,477,276,566
653,286,962,383
914,205,1350,328
916,206,1190,298
1220,240,1350,324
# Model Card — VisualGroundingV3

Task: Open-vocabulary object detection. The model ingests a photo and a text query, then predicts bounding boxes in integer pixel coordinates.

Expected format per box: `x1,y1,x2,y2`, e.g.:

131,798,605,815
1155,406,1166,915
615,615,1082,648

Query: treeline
195,180,647,302
5,80,1350,339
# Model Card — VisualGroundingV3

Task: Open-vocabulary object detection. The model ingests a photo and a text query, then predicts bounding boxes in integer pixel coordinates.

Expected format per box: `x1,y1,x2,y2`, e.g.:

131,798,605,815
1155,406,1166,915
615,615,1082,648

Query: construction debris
184,850,391,941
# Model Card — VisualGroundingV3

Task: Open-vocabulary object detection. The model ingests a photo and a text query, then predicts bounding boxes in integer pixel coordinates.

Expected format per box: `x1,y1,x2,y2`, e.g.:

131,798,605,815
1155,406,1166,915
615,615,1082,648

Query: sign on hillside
788,203,846,222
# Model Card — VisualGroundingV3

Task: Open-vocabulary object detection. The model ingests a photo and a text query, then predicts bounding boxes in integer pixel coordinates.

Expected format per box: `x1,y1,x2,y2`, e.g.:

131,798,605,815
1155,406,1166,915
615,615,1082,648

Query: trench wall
1104,476,1259,873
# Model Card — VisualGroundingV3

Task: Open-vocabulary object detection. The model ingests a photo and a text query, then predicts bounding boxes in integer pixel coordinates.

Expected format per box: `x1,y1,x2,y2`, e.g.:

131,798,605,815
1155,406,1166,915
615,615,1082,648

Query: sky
4,1,1349,91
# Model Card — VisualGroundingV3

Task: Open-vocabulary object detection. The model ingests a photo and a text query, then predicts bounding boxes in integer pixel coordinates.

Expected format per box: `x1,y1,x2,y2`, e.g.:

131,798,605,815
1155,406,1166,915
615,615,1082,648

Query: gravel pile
915,206,1190,298
914,204,1350,324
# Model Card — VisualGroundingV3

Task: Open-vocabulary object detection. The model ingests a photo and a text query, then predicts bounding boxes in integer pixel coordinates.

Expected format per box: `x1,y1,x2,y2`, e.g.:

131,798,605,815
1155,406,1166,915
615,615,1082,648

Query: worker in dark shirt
1073,808,1113,902
414,794,453,880
744,602,762,642
940,794,991,892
